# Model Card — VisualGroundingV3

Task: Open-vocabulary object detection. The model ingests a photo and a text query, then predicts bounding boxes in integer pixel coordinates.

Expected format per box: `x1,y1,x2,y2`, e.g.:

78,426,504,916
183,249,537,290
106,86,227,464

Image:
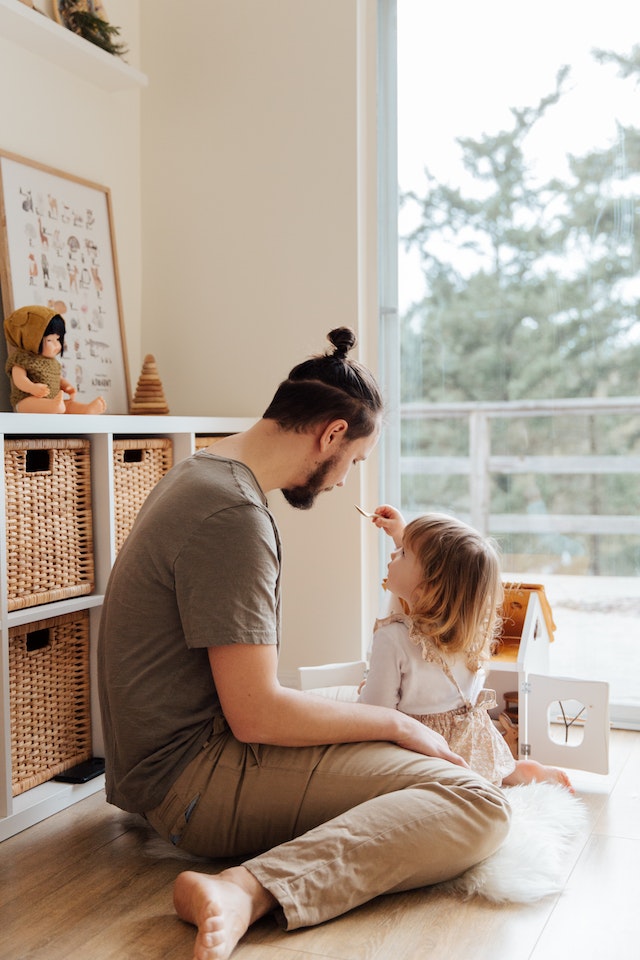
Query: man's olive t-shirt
97,452,281,813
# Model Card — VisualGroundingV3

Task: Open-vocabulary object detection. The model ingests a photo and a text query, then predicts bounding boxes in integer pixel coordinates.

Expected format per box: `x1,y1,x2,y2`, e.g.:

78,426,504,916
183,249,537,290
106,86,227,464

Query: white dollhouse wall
487,586,610,775
525,674,610,774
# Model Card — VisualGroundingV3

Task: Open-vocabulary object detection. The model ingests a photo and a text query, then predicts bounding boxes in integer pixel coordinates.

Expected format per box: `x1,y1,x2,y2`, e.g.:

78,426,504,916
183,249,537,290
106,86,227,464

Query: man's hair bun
327,327,357,359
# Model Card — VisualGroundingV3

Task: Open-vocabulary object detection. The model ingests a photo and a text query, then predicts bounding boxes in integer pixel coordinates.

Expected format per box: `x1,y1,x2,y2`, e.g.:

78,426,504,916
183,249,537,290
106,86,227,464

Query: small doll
4,305,106,414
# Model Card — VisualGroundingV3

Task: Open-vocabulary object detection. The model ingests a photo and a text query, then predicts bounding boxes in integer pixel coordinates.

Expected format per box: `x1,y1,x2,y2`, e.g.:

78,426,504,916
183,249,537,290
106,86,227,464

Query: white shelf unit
0,413,252,841
0,0,148,91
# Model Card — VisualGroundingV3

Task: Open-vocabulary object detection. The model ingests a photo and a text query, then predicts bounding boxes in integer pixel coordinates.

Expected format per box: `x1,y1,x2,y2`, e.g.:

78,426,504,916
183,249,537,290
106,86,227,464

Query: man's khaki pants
147,719,510,930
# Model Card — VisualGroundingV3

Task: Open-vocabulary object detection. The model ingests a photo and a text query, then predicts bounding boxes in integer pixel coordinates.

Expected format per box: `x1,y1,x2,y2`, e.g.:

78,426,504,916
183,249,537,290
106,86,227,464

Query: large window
380,1,640,725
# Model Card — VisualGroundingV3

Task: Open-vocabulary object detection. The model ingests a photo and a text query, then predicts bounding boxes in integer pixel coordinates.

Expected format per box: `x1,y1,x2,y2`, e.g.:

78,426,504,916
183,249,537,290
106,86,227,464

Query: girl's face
386,541,423,604
41,334,62,359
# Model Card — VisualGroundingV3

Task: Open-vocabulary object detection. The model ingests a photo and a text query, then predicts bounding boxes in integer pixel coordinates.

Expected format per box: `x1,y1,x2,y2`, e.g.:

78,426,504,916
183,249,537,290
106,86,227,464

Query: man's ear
318,419,348,452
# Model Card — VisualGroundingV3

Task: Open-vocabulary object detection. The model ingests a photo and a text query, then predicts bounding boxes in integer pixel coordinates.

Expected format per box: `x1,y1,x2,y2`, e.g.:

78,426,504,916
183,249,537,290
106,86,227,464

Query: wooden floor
1,729,638,960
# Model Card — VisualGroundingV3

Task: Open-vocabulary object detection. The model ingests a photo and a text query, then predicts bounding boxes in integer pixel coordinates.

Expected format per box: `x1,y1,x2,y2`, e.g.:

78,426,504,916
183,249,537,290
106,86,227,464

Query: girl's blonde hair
403,513,503,671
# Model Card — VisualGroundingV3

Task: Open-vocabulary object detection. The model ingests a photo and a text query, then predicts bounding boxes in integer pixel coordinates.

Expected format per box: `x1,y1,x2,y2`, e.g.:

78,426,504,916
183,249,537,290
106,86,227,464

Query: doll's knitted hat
4,305,59,354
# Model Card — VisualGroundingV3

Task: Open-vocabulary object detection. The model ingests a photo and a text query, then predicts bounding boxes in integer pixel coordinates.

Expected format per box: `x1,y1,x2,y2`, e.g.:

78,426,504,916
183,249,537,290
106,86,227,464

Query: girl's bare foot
173,867,277,960
503,759,574,793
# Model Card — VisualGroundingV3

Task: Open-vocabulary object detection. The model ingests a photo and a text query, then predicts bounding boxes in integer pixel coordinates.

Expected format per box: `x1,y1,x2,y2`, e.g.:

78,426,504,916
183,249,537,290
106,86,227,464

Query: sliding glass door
379,0,640,726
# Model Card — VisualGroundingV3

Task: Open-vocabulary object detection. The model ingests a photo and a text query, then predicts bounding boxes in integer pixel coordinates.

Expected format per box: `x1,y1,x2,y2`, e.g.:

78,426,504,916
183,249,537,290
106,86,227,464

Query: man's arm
208,643,467,766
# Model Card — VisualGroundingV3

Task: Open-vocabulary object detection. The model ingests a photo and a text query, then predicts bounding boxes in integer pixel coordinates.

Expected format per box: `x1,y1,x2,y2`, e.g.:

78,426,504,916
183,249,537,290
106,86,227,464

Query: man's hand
395,717,469,767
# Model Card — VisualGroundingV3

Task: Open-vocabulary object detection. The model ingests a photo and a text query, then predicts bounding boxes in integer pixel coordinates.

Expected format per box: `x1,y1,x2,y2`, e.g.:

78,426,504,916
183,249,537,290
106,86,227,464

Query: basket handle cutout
26,628,51,653
25,449,52,473
123,449,143,463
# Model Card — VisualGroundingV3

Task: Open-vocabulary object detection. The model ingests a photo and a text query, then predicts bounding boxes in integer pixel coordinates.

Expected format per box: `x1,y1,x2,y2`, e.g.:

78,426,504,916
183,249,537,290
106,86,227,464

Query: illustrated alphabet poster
0,150,130,413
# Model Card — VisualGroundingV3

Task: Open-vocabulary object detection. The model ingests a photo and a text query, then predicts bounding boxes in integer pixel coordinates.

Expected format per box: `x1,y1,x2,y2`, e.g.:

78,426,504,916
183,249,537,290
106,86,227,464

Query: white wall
0,0,383,679
139,0,383,678
140,0,365,418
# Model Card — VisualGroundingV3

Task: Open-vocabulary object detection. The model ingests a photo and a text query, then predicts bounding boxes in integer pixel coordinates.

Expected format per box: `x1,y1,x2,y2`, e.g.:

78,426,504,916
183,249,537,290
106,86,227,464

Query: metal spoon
354,504,376,519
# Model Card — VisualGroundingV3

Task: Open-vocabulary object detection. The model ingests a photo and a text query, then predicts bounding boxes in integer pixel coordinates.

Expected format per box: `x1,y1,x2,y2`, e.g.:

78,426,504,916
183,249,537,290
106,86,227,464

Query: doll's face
41,334,62,359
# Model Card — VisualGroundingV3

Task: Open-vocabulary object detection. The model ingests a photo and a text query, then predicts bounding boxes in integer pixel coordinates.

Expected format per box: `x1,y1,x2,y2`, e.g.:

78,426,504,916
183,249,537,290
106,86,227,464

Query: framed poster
0,149,130,413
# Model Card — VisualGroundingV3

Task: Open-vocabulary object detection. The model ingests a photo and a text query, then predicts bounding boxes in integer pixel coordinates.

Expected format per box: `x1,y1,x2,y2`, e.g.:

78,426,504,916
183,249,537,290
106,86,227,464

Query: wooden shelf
0,0,148,91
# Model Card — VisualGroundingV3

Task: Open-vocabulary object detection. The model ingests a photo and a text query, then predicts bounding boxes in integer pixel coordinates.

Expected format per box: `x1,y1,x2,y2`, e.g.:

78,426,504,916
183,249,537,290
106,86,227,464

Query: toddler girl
359,504,572,791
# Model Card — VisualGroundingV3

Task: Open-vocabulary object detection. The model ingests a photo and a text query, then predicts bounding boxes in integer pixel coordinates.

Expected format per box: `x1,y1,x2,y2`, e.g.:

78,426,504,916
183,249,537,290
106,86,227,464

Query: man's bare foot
503,759,574,793
173,867,277,960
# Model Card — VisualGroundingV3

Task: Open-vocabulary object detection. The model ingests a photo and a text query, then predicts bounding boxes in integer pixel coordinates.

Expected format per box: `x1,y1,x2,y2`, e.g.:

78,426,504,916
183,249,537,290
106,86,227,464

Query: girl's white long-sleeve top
358,618,486,715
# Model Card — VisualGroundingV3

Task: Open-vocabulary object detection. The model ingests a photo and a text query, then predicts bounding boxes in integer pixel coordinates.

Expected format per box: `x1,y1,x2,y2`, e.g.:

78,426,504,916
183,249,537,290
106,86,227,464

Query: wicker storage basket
9,610,92,796
194,435,226,450
4,438,95,611
113,437,173,552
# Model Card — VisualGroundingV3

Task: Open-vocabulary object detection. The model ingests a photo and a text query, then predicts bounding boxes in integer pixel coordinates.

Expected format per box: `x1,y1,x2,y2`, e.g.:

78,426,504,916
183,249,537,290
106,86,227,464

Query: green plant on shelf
57,3,128,58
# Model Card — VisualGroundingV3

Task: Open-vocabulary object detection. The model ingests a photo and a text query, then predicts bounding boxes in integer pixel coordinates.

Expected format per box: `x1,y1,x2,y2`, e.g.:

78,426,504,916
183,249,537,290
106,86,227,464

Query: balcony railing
399,396,640,575
393,396,640,726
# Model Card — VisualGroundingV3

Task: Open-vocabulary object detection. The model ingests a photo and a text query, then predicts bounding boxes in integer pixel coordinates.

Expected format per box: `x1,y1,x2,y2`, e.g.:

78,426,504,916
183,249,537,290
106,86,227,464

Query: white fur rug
438,781,588,903
136,781,587,905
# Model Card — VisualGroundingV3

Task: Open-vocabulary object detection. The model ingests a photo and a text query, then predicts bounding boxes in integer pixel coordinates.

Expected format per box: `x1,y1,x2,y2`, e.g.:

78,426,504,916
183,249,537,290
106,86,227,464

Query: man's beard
282,455,338,510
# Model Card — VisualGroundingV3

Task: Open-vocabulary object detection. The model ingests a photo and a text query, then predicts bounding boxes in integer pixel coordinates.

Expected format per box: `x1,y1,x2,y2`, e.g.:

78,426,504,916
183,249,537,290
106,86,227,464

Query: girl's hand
370,504,406,547
62,381,77,399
